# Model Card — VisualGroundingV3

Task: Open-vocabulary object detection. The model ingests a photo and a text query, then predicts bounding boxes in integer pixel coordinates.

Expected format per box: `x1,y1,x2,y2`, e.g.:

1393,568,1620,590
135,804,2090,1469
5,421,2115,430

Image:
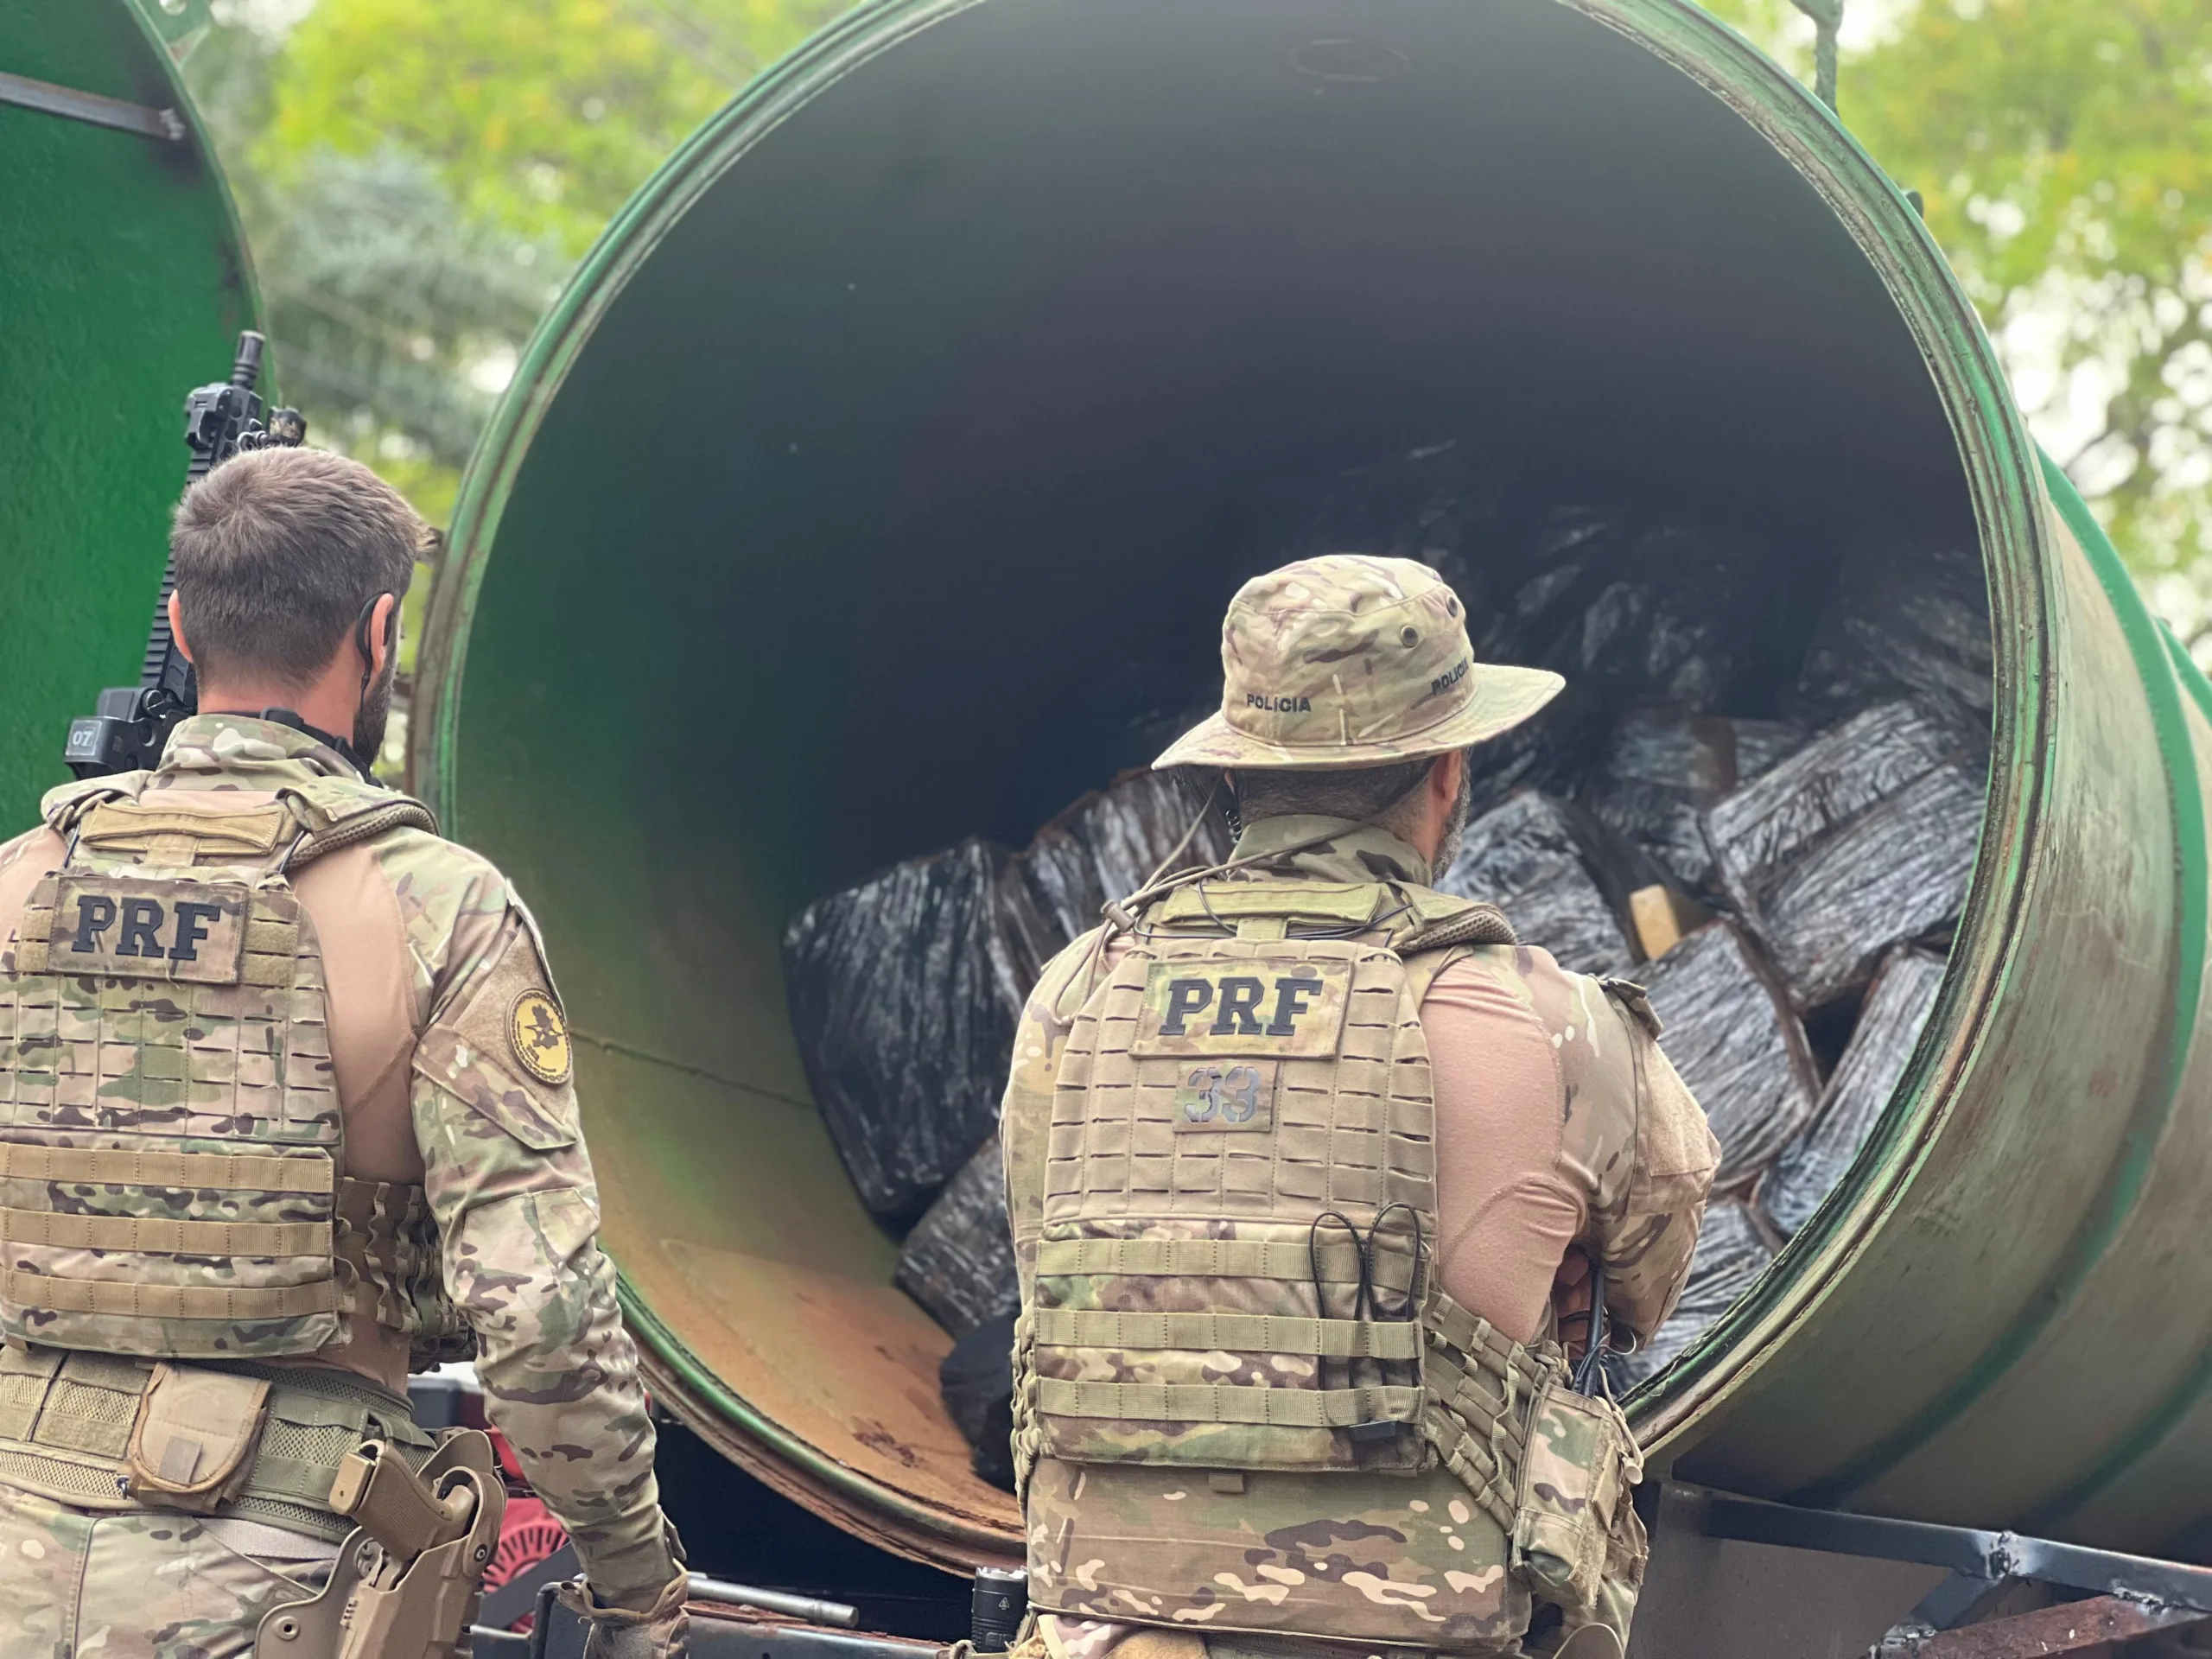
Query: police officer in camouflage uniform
0,448,684,1658
999,556,1719,1659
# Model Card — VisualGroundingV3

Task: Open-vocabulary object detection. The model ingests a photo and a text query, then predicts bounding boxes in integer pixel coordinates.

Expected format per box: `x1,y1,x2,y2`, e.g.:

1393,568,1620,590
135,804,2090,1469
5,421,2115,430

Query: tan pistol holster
255,1427,507,1659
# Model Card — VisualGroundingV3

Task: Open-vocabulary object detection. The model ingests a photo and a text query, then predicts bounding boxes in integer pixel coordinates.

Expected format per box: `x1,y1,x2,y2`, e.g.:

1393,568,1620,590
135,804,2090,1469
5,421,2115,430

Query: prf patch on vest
1173,1060,1277,1131
50,874,249,985
508,988,573,1085
1130,959,1350,1057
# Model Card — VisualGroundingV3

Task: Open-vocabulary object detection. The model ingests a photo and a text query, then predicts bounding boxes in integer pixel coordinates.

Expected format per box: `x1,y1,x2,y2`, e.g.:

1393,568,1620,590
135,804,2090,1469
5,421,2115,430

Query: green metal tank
7,0,2196,1583
416,0,2212,1569
413,0,2212,1571
0,0,261,819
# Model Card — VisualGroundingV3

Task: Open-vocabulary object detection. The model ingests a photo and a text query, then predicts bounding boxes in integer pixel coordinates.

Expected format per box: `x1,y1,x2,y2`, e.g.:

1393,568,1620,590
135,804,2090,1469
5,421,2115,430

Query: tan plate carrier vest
0,777,454,1533
1016,874,1638,1650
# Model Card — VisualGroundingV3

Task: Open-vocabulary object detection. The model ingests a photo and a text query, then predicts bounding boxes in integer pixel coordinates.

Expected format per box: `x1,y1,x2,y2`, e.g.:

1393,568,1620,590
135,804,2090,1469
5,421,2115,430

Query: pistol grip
327,1441,471,1558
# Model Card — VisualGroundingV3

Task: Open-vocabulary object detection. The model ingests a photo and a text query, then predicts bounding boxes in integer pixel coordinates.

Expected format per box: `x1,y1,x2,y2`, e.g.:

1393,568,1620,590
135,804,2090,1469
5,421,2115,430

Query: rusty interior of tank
437,0,1985,1564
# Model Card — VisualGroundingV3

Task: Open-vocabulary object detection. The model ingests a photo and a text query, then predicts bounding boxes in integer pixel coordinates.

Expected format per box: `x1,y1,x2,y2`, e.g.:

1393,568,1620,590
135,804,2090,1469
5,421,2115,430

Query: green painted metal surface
410,0,2212,1567
0,2,260,826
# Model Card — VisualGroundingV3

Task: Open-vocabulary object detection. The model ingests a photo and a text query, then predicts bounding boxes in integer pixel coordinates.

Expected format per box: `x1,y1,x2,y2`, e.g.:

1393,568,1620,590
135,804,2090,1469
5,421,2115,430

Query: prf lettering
70,893,223,963
1158,972,1324,1039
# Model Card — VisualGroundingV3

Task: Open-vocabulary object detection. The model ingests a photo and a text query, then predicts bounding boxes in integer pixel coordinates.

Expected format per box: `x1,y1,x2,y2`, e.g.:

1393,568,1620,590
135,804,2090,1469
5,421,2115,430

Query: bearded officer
999,555,1719,1659
0,447,683,1658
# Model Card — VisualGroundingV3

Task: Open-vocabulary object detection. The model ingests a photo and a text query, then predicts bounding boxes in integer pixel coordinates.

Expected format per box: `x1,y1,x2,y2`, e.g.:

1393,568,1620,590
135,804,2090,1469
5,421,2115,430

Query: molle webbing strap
2,1271,339,1320
1427,1398,1520,1537
1427,1294,1553,1376
0,1211,328,1256
8,887,55,973
333,1177,447,1343
1036,1377,1424,1428
1032,1307,1422,1360
1036,1236,1418,1294
1421,1294,1555,1537
0,1144,334,1194
41,783,135,842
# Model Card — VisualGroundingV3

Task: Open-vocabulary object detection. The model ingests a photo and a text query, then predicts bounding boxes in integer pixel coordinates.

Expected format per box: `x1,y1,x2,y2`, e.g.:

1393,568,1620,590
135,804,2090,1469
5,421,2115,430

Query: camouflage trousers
1026,1578,1638,1659
0,1478,338,1659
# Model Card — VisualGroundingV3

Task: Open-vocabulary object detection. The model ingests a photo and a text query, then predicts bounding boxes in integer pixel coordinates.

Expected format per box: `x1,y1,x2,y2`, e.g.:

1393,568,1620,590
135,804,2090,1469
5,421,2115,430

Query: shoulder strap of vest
1400,944,1472,1007
47,777,434,874
277,781,438,870
1147,874,1516,957
1395,897,1516,955
39,774,146,838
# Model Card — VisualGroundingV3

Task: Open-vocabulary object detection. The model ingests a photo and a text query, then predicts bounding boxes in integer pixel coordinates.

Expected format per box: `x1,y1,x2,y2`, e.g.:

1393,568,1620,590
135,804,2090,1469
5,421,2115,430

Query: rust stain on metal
853,1420,924,1469
1903,1594,2206,1657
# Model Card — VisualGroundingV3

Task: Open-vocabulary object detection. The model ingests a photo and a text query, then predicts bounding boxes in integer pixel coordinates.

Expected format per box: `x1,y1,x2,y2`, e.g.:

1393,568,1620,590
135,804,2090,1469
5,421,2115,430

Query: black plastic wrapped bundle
1435,791,1642,976
1580,707,1805,893
1793,540,1993,741
1004,770,1231,964
898,1135,1020,1339
1606,1201,1775,1390
1705,702,1961,906
1071,768,1230,908
938,1312,1018,1491
1636,921,1821,1189
783,839,1031,1223
1763,948,1948,1236
1755,762,1980,1009
1700,702,1976,1010
1705,702,1981,1008
1561,527,1785,713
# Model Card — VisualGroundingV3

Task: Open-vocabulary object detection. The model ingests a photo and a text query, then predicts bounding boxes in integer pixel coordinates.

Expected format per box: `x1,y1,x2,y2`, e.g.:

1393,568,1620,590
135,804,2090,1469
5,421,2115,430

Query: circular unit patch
508,989,573,1086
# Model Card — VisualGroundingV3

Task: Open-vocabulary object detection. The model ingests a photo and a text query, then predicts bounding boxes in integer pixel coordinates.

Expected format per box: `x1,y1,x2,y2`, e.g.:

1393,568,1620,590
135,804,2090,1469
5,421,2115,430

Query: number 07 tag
1172,1060,1278,1133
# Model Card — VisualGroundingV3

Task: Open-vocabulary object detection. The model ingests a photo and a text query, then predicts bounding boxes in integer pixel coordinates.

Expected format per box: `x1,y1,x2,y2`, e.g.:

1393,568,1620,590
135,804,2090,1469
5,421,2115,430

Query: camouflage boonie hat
1155,554,1565,770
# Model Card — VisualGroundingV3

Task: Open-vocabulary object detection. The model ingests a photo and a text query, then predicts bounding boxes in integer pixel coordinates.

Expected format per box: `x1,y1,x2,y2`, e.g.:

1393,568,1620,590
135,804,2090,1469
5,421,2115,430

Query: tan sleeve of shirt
1421,952,1586,1346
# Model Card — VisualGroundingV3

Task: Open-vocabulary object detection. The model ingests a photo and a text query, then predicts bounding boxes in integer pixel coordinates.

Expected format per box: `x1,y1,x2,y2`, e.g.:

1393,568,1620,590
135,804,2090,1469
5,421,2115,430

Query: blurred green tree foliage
1707,0,2212,641
260,0,813,258
183,0,2207,635
180,0,842,511
175,0,842,778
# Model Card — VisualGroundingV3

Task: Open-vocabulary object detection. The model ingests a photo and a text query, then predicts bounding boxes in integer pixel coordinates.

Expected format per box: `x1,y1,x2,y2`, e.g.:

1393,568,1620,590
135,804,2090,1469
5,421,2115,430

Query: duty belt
0,1344,435,1541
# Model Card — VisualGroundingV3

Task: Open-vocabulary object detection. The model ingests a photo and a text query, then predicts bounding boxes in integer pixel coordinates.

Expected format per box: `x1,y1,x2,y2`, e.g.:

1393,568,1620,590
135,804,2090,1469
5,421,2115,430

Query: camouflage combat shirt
0,715,676,1606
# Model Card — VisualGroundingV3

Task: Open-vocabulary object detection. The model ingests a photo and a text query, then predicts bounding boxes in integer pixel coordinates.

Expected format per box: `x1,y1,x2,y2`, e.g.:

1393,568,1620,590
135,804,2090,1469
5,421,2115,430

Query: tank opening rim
414,0,2056,1549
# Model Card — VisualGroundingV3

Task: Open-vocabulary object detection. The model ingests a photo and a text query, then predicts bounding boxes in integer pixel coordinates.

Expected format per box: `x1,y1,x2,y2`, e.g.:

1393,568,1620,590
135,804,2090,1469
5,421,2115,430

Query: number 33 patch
1173,1061,1275,1132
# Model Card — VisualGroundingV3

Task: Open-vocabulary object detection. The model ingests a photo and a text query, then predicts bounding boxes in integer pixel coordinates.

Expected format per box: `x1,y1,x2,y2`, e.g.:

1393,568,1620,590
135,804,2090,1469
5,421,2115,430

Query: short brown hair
1231,756,1440,834
171,447,423,691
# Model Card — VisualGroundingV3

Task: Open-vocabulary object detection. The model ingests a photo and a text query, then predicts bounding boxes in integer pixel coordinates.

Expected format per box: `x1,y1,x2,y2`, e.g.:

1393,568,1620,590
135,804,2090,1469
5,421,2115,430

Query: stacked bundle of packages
783,770,1228,1484
1270,443,1992,1385
781,439,1995,1472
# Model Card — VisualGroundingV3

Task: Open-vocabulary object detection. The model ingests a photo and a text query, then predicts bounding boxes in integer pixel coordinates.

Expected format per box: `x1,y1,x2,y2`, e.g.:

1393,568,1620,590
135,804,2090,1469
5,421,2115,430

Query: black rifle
63,330,306,779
